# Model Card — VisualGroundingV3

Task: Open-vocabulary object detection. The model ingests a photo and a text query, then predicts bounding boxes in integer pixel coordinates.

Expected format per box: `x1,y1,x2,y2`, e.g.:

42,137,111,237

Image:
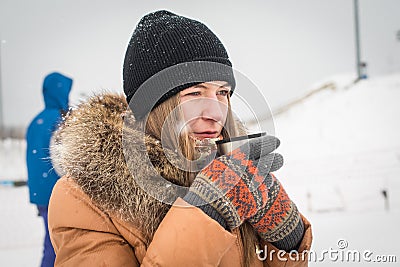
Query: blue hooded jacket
26,72,72,205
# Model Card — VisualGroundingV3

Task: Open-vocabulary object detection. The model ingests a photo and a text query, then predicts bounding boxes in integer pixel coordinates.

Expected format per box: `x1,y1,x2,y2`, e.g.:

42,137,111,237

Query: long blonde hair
135,93,259,266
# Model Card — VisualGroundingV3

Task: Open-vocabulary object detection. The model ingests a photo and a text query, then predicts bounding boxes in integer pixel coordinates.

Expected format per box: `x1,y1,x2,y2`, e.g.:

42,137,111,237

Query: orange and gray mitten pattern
249,173,304,251
184,135,304,252
184,135,283,230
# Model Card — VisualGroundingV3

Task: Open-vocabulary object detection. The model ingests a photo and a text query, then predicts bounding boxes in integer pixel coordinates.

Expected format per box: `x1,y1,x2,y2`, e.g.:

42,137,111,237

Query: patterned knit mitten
248,173,304,252
183,135,283,230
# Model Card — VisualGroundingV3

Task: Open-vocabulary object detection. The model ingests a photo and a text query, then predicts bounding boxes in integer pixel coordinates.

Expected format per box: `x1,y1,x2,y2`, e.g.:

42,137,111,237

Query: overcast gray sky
0,0,399,127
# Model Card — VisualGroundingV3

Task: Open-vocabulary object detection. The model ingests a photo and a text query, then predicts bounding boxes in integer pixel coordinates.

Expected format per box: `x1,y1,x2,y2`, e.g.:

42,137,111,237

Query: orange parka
48,93,312,266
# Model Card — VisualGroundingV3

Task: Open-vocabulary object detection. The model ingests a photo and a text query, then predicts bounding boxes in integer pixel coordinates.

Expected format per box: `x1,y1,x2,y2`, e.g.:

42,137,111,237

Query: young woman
48,10,312,266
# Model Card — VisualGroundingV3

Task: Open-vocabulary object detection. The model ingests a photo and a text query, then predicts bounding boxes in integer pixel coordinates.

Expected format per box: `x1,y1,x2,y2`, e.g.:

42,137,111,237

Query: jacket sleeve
261,214,313,267
48,177,140,267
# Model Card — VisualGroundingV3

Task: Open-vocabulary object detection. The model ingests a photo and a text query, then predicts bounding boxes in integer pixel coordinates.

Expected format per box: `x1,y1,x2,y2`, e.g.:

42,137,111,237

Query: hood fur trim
51,92,248,243
51,93,190,242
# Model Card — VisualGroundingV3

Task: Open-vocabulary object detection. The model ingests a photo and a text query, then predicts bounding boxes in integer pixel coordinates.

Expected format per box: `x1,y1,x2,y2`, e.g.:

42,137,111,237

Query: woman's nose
200,97,226,123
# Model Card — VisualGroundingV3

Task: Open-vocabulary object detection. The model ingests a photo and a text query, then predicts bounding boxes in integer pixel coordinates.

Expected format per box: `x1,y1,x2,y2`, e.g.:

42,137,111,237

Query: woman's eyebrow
193,82,230,89
219,82,230,88
192,84,208,89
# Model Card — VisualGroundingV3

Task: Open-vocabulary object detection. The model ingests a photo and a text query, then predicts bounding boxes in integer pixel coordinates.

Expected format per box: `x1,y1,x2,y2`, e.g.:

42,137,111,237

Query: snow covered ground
0,187,43,267
264,73,400,265
1,73,400,266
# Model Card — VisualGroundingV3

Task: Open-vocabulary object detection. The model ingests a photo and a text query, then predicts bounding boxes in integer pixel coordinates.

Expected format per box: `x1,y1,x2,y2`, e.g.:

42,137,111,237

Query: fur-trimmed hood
50,93,191,241
51,92,249,242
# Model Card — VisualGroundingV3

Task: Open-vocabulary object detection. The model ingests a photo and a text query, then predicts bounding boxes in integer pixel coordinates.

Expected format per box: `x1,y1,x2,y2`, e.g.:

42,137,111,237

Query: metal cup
216,132,266,155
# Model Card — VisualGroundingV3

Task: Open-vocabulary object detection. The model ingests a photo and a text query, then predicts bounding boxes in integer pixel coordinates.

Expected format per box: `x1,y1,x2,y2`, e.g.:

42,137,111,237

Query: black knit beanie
123,10,236,120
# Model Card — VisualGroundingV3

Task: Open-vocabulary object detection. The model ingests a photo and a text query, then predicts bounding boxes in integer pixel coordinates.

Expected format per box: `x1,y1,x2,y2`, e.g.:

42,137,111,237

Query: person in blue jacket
26,72,72,267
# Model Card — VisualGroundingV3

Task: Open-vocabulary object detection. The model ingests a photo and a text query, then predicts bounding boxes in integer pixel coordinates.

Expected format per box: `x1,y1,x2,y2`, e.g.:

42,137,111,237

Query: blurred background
1,0,399,266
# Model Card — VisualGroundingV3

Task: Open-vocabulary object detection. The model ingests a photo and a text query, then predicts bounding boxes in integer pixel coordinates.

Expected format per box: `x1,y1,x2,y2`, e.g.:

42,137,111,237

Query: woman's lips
193,131,219,139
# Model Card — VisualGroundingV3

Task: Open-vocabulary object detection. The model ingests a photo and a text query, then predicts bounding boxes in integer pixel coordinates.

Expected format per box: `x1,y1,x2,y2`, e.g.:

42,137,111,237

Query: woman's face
179,81,231,140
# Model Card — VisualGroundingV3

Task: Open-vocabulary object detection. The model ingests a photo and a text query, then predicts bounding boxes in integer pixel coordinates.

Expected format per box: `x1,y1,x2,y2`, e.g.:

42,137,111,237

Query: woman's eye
217,90,229,96
186,91,201,96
